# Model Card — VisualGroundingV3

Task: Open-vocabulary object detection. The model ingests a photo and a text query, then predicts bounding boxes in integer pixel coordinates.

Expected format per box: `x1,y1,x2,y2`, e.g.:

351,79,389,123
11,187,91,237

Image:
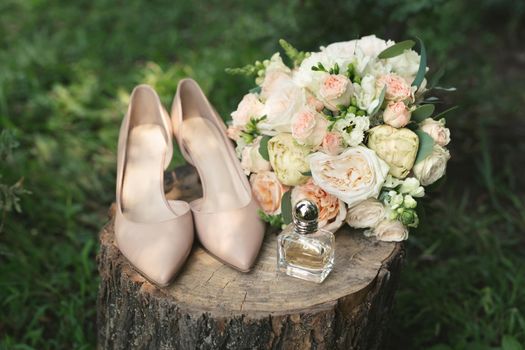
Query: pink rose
321,132,344,155
250,171,287,215
291,107,327,146
306,93,324,112
376,74,414,102
319,74,353,111
383,101,411,128
291,178,346,232
420,118,451,146
231,93,265,127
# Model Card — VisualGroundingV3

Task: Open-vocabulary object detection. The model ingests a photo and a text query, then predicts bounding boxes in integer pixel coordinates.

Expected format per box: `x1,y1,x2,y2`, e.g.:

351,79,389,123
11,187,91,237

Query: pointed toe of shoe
115,201,194,286
192,199,265,272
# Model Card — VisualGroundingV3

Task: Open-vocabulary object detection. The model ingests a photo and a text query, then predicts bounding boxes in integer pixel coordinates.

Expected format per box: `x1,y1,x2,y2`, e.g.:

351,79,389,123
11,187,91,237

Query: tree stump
97,165,404,350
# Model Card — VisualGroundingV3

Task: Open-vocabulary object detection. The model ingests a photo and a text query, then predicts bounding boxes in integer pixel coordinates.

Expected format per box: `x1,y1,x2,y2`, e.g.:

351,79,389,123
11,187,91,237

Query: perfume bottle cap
293,199,318,234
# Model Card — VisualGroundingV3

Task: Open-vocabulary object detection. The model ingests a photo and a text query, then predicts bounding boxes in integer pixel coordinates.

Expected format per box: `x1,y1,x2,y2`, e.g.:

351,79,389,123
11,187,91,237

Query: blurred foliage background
0,0,524,349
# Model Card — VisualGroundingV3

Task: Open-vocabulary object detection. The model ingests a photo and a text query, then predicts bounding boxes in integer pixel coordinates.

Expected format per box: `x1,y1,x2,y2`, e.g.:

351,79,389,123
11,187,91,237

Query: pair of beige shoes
114,79,265,286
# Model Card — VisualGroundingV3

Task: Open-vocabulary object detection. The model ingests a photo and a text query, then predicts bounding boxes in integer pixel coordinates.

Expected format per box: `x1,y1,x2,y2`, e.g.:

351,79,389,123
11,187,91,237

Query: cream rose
321,132,344,155
346,198,386,229
267,133,311,186
420,118,451,146
369,219,409,242
318,74,354,111
250,171,287,215
231,93,265,127
240,137,272,175
291,107,327,147
308,146,389,207
367,125,419,179
383,101,411,128
413,144,450,186
376,74,414,102
261,78,306,133
291,178,346,232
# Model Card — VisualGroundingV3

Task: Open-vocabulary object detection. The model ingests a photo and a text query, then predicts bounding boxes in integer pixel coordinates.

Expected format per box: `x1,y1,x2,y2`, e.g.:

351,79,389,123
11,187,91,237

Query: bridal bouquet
226,35,454,242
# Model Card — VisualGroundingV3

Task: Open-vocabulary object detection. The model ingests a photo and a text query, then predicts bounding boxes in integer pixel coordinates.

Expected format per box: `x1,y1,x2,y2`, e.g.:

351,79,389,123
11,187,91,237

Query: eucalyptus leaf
371,86,386,117
412,37,427,88
412,104,435,122
434,106,459,119
258,135,271,161
414,129,435,164
433,86,457,92
429,66,445,88
378,40,415,59
280,191,293,225
249,86,262,94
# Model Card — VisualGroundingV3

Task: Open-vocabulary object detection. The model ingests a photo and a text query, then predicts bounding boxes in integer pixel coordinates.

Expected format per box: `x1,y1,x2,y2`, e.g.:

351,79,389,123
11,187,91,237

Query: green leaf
414,129,435,164
502,335,523,350
280,39,309,66
371,86,386,116
434,106,459,119
412,104,435,122
258,135,271,161
429,66,445,88
433,86,457,92
281,191,293,225
249,86,261,94
412,37,427,88
301,171,312,176
378,40,415,59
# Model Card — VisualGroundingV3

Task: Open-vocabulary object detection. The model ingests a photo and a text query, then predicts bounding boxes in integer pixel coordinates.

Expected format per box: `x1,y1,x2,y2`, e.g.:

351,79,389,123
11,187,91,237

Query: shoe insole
182,117,247,212
121,124,175,223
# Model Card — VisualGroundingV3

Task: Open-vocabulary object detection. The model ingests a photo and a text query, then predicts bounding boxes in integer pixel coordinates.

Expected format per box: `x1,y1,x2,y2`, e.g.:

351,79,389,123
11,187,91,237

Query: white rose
413,144,451,186
291,107,327,147
369,219,409,242
324,40,358,61
240,137,271,175
260,78,306,133
346,198,386,228
231,93,265,127
387,50,421,82
354,75,380,114
357,35,394,57
318,73,354,111
293,51,332,89
420,118,451,146
260,53,292,100
308,146,389,207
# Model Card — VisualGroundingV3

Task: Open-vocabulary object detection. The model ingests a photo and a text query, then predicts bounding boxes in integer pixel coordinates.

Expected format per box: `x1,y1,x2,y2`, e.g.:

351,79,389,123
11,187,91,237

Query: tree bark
97,166,404,350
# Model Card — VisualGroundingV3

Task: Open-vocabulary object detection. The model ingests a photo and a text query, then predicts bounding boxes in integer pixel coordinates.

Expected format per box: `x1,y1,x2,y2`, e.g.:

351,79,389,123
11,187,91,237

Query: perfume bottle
277,199,335,283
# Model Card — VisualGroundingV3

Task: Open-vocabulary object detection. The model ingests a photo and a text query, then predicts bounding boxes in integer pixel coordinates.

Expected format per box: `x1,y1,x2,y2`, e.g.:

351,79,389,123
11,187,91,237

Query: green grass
0,0,524,349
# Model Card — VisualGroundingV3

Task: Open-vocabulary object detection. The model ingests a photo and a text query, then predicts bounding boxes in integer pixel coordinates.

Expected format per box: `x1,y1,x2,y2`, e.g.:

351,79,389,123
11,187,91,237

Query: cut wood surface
98,165,404,350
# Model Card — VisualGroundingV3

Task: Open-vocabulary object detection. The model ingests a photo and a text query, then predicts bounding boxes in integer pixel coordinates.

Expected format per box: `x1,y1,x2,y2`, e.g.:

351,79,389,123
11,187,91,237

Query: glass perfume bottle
277,199,335,283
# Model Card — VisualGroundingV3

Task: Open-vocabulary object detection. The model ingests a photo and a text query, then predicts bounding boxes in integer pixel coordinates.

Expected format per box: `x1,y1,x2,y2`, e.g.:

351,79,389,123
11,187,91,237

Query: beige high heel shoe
115,84,194,286
171,78,265,272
